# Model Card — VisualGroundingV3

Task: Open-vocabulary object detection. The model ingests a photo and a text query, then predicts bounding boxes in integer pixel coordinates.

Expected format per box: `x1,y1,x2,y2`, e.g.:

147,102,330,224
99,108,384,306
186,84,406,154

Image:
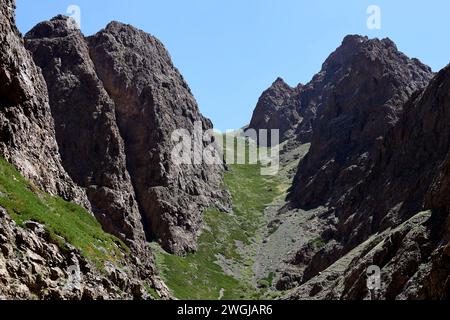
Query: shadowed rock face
291,35,433,210
286,65,450,298
87,21,229,254
0,1,89,207
247,35,449,298
78,21,229,255
243,35,448,298
23,17,229,255
25,16,146,252
334,64,450,248
248,78,303,144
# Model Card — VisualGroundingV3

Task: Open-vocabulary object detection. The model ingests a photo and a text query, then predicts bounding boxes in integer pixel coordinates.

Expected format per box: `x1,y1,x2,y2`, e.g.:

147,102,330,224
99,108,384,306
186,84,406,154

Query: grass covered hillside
0,157,127,270
152,139,289,300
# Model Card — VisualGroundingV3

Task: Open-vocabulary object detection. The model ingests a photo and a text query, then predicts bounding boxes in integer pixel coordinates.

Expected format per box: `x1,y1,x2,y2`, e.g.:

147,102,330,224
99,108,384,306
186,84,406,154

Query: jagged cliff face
249,36,433,151
0,2,170,299
24,16,146,253
20,15,229,255
248,35,448,299
20,16,229,256
248,78,303,143
334,64,450,249
291,35,433,210
286,65,450,299
267,37,449,299
87,22,229,254
0,0,88,207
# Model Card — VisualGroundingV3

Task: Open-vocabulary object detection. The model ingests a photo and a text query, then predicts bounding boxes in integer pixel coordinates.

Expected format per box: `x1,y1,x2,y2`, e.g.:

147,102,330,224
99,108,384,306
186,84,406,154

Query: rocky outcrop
330,64,450,252
291,35,433,210
2,0,228,298
248,78,303,144
24,16,146,252
0,0,89,208
0,207,169,300
22,16,229,256
87,22,229,254
1,1,169,299
285,210,449,300
280,40,450,299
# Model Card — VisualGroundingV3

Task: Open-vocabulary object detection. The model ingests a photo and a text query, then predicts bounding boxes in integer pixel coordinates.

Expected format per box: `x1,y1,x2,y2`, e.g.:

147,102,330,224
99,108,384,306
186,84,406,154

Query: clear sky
16,0,450,131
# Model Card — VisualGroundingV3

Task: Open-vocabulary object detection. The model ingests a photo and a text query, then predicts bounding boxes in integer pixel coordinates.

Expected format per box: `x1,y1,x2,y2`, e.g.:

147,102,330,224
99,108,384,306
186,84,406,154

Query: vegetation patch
257,272,276,289
0,157,127,270
153,141,284,300
310,237,326,250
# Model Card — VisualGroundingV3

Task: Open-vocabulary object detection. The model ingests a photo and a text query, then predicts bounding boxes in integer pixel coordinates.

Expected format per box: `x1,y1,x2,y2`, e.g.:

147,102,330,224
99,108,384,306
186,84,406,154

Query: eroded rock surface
88,22,229,254
291,35,433,210
279,40,449,299
248,78,303,144
25,16,146,252
0,207,169,300
0,0,89,208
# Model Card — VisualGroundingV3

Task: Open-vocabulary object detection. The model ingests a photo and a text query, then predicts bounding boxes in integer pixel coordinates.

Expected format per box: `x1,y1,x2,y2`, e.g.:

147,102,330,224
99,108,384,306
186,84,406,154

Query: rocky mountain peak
25,15,148,254
271,77,294,90
318,34,431,89
0,3,89,208
25,15,80,39
290,35,434,209
248,34,433,148
274,38,448,298
248,77,302,143
87,20,230,254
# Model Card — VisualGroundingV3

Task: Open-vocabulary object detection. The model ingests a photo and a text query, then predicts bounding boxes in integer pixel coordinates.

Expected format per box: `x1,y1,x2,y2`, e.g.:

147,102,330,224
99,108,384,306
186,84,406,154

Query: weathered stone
87,21,230,254
25,16,146,252
0,1,90,208
0,207,169,300
248,78,303,144
291,35,433,210
279,38,449,299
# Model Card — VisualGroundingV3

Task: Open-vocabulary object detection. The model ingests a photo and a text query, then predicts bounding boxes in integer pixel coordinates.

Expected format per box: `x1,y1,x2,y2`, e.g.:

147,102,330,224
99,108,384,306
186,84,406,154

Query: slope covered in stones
0,157,168,299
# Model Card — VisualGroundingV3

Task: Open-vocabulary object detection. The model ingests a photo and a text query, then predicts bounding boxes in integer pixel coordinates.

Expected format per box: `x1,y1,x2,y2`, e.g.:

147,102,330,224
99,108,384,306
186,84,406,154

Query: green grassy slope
0,157,127,270
153,141,285,300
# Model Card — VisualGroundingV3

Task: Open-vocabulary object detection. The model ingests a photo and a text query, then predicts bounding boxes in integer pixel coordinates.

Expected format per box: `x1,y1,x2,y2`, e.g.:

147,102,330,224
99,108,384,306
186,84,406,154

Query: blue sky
16,0,450,131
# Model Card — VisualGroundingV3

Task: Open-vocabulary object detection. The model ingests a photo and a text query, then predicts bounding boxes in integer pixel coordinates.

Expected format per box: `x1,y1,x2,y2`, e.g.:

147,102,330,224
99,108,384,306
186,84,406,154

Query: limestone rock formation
0,0,89,208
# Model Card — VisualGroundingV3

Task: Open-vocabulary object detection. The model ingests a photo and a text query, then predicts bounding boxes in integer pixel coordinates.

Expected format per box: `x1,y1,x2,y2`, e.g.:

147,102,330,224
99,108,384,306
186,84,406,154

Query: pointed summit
25,15,82,39
292,34,433,209
248,76,302,144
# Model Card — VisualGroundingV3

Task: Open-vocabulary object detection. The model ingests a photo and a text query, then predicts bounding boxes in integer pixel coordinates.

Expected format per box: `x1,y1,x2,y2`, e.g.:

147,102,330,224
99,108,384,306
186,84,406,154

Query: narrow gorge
0,0,448,301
